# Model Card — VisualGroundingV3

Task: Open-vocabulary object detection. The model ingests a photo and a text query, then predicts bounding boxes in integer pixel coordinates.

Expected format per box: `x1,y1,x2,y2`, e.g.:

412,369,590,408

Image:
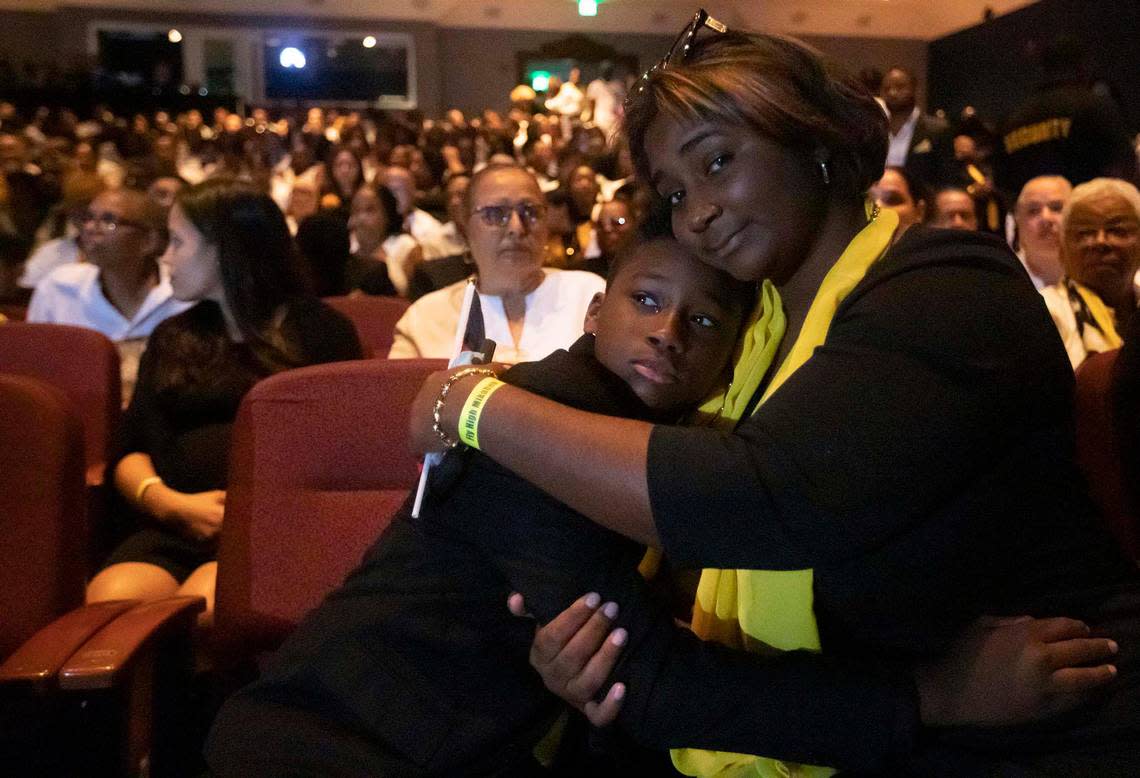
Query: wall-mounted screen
263,33,413,106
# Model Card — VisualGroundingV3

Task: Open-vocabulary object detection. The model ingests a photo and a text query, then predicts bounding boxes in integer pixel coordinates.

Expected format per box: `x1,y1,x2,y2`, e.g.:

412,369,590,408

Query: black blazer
902,113,956,192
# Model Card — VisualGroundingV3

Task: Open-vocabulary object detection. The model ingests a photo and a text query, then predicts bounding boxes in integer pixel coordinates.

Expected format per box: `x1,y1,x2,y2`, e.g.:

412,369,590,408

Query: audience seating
0,371,202,774
322,294,410,358
0,374,86,662
0,374,131,775
1074,349,1139,561
0,323,121,486
1,593,205,776
212,357,446,665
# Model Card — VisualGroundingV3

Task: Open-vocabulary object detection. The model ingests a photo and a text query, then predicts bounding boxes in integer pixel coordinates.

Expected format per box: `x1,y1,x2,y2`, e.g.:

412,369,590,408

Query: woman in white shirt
346,181,423,297
389,164,604,364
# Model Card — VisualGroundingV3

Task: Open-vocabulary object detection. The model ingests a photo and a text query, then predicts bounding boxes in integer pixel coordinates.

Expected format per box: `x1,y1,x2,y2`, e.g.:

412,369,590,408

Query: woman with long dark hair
345,180,422,297
87,177,363,622
323,145,365,207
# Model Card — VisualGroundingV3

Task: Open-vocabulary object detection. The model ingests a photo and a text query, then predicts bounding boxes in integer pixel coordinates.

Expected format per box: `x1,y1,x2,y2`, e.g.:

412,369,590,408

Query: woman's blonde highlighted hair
623,31,888,201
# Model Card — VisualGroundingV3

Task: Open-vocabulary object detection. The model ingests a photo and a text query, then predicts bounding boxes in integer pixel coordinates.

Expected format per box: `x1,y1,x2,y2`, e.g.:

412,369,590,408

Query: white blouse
388,268,604,364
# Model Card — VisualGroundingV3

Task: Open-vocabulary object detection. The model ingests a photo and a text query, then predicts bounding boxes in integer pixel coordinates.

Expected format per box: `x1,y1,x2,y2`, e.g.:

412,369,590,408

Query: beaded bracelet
432,367,498,449
136,475,163,505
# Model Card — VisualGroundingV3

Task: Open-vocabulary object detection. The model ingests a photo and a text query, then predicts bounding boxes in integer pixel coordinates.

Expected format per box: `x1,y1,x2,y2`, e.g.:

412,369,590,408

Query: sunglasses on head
627,8,728,104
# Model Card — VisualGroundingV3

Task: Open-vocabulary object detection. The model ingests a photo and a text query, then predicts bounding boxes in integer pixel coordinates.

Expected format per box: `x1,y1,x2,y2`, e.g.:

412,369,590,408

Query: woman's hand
145,484,226,542
408,365,505,455
508,592,628,727
916,615,1118,728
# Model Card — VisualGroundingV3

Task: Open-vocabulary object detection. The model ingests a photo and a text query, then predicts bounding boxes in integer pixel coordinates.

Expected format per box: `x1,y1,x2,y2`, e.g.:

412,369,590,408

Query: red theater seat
0,323,121,486
322,294,409,358
1074,349,1139,561
212,357,446,664
0,373,203,777
0,374,86,662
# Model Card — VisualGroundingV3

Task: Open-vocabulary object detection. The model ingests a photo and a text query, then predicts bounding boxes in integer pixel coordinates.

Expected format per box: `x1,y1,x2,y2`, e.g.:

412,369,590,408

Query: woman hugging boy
207,221,756,775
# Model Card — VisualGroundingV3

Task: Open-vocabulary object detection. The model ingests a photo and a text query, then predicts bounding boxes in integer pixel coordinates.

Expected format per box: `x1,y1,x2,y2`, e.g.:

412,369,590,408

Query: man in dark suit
881,67,955,193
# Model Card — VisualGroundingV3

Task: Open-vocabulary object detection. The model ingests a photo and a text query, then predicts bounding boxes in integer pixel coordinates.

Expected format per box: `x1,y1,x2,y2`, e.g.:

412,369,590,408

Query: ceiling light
363,35,377,48
167,29,182,43
578,0,598,16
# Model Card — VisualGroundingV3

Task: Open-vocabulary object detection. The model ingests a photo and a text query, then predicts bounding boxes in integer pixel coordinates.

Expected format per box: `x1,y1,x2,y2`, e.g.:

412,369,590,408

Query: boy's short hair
605,208,758,320
603,198,671,287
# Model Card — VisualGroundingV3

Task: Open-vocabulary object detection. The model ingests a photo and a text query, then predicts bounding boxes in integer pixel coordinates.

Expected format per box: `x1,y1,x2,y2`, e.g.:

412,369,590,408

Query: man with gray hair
1040,177,1140,368
1015,175,1072,289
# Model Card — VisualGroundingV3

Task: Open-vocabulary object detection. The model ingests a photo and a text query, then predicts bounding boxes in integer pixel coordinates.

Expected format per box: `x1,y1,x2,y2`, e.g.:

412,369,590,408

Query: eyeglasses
77,210,149,233
1069,221,1140,247
628,8,728,103
473,202,546,228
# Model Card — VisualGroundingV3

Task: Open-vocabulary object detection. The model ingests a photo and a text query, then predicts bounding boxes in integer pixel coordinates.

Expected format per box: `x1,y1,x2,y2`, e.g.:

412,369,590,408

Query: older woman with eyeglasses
1040,177,1140,369
388,163,604,363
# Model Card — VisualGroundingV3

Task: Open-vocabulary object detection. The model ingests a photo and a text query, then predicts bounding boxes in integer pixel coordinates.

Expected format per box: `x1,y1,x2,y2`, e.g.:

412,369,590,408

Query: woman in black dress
86,177,363,623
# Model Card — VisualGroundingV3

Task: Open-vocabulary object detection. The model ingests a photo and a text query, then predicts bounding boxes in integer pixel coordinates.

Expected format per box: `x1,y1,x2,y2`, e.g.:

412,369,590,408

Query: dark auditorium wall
929,0,1140,131
801,34,930,109
437,28,928,117
0,6,928,118
0,10,62,68
10,6,445,116
436,28,673,116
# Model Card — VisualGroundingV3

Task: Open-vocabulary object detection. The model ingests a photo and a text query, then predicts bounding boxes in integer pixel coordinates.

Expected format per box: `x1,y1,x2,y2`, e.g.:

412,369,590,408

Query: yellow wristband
136,475,163,505
457,377,505,450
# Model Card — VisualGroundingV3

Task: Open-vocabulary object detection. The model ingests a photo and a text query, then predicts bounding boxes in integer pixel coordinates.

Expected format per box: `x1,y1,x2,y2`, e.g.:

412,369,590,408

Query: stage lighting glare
578,0,597,16
167,29,183,43
280,47,307,69
363,35,378,48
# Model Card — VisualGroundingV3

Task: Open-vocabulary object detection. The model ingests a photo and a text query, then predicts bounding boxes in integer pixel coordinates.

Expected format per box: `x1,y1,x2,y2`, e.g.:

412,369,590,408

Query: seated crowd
2,36,1140,775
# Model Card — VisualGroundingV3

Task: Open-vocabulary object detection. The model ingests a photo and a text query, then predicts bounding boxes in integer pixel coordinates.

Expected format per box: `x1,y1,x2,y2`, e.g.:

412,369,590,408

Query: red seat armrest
58,596,204,691
0,600,139,689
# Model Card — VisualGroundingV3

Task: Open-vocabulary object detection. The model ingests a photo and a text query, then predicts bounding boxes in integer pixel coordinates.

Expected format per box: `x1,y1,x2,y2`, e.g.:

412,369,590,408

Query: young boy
206,231,755,776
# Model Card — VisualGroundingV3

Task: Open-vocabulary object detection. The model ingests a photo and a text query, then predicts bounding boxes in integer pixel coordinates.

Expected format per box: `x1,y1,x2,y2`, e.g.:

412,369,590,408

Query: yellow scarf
672,205,898,778
1067,279,1124,351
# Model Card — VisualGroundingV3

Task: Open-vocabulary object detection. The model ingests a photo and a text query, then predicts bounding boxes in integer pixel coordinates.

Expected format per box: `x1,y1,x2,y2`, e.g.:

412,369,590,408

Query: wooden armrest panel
58,596,205,691
0,600,139,688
